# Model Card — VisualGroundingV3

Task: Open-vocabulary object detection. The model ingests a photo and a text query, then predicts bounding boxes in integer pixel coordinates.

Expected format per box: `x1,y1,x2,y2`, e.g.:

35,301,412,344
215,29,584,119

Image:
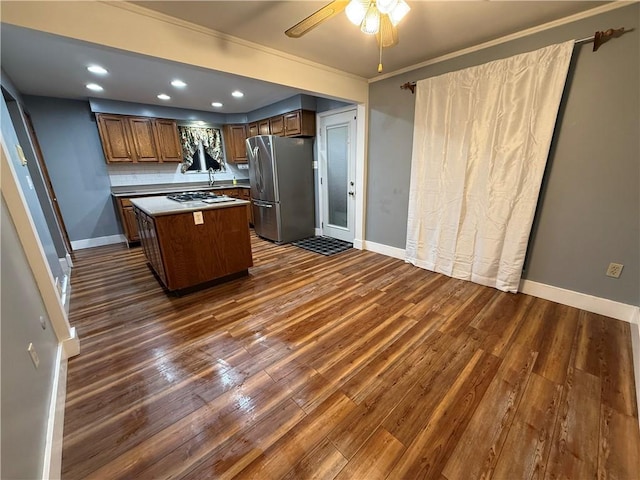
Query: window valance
178,126,224,173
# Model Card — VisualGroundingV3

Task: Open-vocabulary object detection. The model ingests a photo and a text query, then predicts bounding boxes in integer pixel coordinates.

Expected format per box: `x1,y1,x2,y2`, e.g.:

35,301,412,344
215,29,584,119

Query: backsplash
108,162,249,187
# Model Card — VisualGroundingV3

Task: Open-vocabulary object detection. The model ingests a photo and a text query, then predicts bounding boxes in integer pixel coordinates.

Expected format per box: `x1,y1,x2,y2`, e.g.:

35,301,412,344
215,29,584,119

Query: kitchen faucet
208,167,215,187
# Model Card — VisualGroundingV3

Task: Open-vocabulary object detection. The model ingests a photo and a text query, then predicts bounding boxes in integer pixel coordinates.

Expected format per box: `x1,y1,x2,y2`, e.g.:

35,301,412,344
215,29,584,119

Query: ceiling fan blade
285,0,349,38
376,14,398,48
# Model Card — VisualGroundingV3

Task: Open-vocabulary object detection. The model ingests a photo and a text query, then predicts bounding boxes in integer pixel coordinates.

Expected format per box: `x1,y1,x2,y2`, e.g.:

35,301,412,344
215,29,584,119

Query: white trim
70,233,126,250
520,280,638,324
370,2,631,83
314,228,321,236
60,273,71,316
354,103,367,251
362,240,406,260
630,318,640,427
42,345,67,480
62,327,80,358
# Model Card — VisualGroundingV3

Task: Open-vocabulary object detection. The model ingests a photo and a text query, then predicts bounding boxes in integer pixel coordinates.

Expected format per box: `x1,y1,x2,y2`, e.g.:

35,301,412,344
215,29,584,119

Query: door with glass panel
319,109,356,242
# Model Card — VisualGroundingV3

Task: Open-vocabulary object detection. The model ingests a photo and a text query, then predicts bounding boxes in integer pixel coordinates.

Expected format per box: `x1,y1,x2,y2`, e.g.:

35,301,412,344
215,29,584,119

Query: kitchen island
130,195,253,292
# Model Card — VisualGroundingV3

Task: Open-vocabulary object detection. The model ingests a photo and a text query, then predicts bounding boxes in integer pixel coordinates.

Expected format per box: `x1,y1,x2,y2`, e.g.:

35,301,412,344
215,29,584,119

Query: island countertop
129,195,250,217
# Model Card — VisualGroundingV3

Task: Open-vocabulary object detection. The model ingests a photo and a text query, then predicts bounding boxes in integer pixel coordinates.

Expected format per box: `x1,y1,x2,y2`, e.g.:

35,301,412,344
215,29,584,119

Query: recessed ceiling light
231,90,244,98
211,102,223,108
157,94,171,100
87,65,108,75
171,79,187,88
86,83,103,91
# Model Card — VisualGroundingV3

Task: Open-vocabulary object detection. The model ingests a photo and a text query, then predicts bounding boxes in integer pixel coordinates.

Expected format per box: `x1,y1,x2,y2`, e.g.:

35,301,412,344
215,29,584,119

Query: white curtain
405,41,574,292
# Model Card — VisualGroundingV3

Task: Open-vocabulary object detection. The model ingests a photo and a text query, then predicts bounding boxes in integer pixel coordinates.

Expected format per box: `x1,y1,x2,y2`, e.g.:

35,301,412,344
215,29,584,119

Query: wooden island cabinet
131,196,253,292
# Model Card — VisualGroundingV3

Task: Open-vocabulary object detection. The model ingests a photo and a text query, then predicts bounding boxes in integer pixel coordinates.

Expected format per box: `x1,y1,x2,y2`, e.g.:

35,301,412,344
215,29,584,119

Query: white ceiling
1,1,611,114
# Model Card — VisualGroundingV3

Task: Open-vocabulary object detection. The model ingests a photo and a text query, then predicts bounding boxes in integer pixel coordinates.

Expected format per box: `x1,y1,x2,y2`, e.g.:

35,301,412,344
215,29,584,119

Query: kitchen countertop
111,181,250,197
130,195,250,217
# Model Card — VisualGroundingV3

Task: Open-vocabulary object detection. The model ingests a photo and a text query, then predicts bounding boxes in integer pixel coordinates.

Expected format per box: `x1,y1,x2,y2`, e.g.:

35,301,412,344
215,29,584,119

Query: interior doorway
318,107,357,243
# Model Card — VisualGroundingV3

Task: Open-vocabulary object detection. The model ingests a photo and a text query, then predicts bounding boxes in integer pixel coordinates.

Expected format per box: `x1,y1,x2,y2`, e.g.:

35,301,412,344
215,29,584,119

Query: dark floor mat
291,236,353,256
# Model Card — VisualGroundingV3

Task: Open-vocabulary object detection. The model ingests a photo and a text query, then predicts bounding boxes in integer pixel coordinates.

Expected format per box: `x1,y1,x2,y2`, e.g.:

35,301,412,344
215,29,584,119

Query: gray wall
246,94,317,122
316,97,353,113
23,96,122,241
367,4,639,305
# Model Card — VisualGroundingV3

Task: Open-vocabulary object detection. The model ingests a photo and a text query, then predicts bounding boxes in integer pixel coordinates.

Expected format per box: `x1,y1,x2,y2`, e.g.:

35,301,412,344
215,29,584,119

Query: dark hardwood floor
62,234,640,479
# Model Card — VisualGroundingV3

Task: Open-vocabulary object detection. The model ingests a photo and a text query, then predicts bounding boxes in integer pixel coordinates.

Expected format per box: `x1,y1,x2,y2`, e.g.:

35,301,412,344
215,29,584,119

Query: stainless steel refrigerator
247,135,315,244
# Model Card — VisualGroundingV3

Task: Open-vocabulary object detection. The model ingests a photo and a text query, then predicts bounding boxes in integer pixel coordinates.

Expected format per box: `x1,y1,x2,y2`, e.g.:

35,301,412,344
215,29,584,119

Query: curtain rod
400,27,629,94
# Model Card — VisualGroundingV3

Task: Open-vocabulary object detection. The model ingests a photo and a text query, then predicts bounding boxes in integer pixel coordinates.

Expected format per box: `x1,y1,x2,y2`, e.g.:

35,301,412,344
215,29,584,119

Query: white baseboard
353,238,363,250
315,228,321,236
70,234,126,250
42,345,68,480
519,280,638,324
62,326,80,358
362,240,406,260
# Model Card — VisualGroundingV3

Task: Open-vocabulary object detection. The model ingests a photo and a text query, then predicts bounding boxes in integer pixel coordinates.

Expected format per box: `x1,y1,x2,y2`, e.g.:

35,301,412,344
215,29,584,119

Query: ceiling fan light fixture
361,4,380,34
375,0,398,15
388,0,410,26
345,0,368,26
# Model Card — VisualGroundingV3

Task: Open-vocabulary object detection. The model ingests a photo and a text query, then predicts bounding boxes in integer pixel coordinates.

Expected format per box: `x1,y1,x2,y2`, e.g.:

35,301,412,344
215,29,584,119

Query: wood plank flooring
62,234,640,479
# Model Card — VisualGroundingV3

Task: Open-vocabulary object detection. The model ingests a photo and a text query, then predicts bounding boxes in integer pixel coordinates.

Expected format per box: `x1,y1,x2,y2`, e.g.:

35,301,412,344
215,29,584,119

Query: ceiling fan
285,0,411,73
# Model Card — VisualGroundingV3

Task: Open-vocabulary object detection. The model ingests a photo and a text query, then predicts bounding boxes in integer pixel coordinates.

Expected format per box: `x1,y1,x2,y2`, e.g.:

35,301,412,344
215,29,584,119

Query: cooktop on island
166,191,234,204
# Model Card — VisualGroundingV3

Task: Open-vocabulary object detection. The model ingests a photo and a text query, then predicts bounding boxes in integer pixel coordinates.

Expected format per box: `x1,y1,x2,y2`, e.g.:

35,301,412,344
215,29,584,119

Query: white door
319,109,357,242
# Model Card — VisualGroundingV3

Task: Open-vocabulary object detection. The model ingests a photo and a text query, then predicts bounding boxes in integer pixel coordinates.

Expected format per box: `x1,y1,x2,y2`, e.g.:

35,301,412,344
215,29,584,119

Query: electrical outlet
606,262,624,278
193,211,204,225
27,343,40,369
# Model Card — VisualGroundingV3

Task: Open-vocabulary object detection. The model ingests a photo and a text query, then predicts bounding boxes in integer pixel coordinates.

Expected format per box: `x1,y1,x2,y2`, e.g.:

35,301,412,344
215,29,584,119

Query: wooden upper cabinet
258,120,270,135
248,122,259,138
153,119,182,162
269,115,285,137
284,110,316,137
96,114,182,164
223,124,248,163
96,114,134,162
128,117,159,162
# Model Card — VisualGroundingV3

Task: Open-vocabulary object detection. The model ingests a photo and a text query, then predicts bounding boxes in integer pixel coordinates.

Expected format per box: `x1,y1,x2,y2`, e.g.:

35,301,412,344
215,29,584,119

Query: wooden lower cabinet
116,197,141,244
134,204,253,291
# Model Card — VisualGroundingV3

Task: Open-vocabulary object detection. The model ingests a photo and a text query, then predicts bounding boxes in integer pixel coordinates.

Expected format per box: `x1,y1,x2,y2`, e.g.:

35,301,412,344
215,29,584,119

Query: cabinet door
248,122,259,138
223,124,248,163
123,206,140,242
96,114,133,163
258,120,270,135
269,115,284,136
284,110,316,137
284,111,302,136
128,117,159,162
153,119,182,162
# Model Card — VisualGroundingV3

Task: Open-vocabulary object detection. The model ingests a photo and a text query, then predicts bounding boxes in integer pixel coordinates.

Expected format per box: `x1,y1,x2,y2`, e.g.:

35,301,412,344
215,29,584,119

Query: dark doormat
292,236,353,256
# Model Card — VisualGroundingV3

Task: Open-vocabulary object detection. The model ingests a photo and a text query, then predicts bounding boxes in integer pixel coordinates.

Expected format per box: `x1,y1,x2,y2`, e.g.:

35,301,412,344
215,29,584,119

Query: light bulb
389,0,410,26
376,0,398,14
361,4,380,34
345,0,368,25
